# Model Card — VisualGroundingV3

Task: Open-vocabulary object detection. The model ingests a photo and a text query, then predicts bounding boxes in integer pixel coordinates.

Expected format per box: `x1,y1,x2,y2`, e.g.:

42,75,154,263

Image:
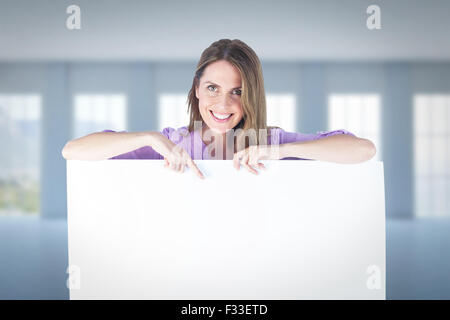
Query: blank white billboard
66,160,386,299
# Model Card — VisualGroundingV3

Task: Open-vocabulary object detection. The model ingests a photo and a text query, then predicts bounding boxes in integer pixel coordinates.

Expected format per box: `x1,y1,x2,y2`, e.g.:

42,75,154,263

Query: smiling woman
61,39,375,177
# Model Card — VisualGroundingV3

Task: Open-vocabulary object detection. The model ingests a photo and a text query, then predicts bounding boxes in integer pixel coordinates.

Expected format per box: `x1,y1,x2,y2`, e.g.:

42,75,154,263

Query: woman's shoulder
161,125,189,133
161,125,192,140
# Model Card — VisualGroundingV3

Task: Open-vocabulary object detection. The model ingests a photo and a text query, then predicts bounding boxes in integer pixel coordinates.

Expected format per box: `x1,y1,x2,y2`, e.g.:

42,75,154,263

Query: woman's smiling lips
210,110,233,123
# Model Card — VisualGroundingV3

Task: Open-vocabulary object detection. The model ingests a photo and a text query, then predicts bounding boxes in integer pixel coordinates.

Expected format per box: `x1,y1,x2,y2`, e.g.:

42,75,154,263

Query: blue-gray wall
1,61,449,219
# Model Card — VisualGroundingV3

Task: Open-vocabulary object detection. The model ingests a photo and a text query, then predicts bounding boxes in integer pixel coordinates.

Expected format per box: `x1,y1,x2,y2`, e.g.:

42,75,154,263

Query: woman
61,39,376,179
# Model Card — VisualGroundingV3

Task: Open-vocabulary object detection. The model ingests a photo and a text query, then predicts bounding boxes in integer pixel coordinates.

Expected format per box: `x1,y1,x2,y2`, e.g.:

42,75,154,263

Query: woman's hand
150,133,204,179
233,144,281,175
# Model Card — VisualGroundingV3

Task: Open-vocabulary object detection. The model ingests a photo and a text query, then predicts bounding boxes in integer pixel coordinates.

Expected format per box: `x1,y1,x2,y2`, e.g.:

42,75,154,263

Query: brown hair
186,39,279,151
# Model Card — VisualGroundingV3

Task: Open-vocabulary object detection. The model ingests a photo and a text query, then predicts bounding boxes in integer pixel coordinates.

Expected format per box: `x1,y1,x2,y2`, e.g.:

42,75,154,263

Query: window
158,94,190,131
73,94,127,138
266,94,297,132
0,94,41,216
414,94,450,218
328,94,382,161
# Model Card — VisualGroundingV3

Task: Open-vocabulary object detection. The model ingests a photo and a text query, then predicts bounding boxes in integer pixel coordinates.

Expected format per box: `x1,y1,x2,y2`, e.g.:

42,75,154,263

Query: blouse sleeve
101,128,172,160
277,128,356,160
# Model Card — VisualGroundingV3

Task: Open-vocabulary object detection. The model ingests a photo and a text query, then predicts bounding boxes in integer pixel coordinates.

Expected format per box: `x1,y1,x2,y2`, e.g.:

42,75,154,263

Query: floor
0,217,449,299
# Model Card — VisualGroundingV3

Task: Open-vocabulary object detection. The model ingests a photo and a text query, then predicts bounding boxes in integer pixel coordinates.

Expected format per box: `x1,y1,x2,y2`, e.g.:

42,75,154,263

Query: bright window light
73,94,127,139
158,94,190,131
265,94,297,132
328,93,382,161
413,94,450,218
0,94,41,216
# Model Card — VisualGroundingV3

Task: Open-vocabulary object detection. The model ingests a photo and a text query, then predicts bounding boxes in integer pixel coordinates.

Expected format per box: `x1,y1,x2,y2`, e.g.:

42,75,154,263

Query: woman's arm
279,134,377,164
61,131,163,160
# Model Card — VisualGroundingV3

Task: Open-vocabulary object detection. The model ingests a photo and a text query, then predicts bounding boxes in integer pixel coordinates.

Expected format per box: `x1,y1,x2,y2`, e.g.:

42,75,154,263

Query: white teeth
211,111,232,120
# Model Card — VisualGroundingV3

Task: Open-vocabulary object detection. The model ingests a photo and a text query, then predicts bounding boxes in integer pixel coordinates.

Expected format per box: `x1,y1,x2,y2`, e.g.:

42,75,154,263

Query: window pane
414,95,430,135
347,95,363,135
329,96,346,130
364,95,380,134
414,137,430,176
266,94,297,132
413,94,450,217
0,94,41,216
431,95,447,135
158,94,190,131
328,93,381,161
73,94,127,138
432,137,447,176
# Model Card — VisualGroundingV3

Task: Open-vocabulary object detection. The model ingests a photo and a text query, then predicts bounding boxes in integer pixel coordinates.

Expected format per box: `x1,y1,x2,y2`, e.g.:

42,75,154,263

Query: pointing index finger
187,158,205,179
233,151,241,170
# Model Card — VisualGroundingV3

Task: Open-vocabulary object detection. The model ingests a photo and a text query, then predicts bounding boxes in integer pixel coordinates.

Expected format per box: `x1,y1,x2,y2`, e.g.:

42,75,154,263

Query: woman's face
195,60,244,134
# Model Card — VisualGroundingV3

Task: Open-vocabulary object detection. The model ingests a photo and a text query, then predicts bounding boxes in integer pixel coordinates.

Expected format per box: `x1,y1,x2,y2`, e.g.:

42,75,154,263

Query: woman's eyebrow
204,81,241,90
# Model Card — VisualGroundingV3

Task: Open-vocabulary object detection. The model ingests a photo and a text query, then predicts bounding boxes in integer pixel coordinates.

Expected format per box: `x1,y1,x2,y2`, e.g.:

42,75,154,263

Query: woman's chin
205,122,234,134
208,126,228,134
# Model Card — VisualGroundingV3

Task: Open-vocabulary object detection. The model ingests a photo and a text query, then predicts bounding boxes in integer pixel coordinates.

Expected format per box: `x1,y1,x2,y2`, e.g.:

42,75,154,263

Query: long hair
186,39,279,151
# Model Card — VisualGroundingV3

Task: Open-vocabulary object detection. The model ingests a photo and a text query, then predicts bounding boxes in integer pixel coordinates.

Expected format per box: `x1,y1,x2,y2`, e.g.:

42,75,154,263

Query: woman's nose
215,92,233,108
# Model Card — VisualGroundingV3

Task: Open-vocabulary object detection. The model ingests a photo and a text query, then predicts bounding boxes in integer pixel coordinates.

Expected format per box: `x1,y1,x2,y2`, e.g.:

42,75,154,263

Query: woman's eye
207,85,240,96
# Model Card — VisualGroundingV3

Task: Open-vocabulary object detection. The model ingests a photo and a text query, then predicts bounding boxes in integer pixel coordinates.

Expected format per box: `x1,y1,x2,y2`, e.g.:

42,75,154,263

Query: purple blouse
101,126,355,160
